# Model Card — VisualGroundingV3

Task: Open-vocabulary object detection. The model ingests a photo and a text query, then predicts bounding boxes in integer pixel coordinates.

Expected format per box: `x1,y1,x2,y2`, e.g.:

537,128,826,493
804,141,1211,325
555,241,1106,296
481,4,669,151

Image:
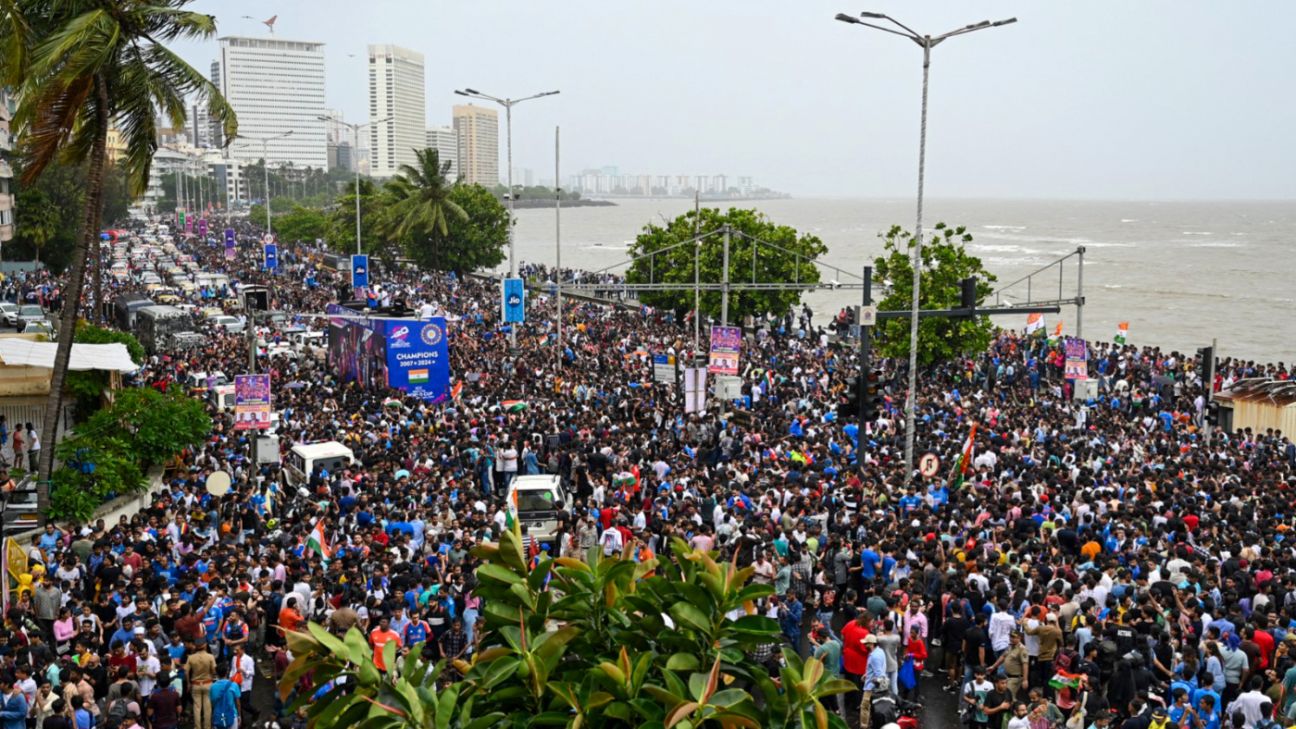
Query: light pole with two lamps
453,87,559,347
835,10,1016,483
232,130,294,238
318,115,389,256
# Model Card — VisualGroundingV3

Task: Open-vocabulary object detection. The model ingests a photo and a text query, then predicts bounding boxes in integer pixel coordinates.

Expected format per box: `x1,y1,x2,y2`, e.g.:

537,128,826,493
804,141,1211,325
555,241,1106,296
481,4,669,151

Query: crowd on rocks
0,218,1293,729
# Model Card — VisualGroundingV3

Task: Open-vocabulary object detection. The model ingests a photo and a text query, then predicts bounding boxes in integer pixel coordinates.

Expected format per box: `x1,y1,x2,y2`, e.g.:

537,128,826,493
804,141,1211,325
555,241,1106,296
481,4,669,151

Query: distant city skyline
169,1,1296,199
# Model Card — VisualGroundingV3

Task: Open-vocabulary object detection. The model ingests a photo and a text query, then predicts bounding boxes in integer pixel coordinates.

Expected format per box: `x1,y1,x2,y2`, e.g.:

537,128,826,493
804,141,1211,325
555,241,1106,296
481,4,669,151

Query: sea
508,198,1295,364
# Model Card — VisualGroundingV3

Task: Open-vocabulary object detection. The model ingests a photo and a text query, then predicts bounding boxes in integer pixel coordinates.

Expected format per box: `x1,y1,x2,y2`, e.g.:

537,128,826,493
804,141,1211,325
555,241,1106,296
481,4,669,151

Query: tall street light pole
234,130,294,237
454,87,560,347
319,115,389,255
836,11,1016,484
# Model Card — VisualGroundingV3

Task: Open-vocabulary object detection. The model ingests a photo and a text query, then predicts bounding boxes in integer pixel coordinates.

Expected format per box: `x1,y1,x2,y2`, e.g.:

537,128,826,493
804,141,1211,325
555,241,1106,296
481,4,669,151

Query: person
24,424,38,472
993,631,1029,702
1226,678,1270,729
185,640,217,729
148,671,181,729
901,624,928,702
229,644,255,722
843,610,872,717
1007,702,1032,729
370,616,402,672
810,626,846,720
861,634,887,729
208,663,240,729
39,699,69,729
778,592,804,655
964,666,995,729
0,679,26,729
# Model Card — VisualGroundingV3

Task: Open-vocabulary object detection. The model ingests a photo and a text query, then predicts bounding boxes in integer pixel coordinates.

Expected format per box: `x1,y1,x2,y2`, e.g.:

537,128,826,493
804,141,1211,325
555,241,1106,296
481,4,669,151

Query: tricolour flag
409,368,429,384
952,421,979,490
451,381,464,401
1049,321,1064,341
504,488,518,530
502,400,528,413
1115,321,1129,345
1025,313,1044,335
307,521,331,562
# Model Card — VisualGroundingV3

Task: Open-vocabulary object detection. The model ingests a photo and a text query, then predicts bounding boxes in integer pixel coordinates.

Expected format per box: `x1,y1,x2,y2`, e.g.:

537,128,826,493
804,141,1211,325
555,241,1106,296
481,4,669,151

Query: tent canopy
0,340,138,372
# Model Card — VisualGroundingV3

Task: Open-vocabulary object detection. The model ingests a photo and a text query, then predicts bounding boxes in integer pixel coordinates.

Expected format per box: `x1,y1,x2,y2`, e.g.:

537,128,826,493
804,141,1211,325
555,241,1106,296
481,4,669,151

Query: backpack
105,699,129,729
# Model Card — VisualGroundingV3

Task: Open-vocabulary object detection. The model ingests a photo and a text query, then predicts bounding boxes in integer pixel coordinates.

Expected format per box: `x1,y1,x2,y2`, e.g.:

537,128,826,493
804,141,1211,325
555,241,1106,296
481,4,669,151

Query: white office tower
368,45,426,178
215,36,327,169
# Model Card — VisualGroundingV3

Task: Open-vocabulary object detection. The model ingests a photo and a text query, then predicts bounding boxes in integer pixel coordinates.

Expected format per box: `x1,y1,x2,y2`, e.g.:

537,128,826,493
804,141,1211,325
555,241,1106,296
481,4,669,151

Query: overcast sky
170,1,1296,200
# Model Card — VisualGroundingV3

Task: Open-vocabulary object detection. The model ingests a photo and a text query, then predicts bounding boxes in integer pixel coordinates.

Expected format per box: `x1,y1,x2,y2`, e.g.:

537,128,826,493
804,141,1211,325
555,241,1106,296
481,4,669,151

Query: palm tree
7,0,236,506
382,148,467,269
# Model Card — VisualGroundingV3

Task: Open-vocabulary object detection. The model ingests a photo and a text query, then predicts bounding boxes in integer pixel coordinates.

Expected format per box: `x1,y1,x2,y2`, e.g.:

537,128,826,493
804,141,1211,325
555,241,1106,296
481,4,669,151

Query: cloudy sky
170,1,1296,200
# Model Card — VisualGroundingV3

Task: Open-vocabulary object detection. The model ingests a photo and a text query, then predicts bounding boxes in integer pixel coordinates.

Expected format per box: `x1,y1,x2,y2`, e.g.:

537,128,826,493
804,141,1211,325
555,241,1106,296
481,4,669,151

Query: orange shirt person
370,617,402,671
277,597,305,635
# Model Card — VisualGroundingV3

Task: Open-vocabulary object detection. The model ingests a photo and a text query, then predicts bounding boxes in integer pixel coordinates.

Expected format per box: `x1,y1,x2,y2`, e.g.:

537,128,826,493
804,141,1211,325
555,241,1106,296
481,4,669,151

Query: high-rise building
215,36,327,169
452,104,498,187
0,89,14,243
425,126,459,180
367,45,425,178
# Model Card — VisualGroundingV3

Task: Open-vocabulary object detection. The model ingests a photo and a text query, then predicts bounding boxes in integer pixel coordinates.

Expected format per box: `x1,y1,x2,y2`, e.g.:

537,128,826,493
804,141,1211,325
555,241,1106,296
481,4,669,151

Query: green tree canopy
625,207,826,321
409,182,508,274
872,222,997,365
64,321,145,414
282,524,854,729
272,205,328,245
326,178,388,257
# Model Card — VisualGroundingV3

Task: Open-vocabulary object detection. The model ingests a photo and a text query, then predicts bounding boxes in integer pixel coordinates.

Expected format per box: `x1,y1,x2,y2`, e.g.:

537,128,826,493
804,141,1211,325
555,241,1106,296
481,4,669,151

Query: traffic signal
1197,345,1214,373
862,368,884,422
838,374,860,419
960,277,978,311
1205,400,1221,427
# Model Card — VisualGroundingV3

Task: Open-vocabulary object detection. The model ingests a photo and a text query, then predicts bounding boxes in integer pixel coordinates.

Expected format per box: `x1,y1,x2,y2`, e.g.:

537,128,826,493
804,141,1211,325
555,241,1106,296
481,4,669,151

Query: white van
284,441,356,485
207,384,236,411
505,475,569,545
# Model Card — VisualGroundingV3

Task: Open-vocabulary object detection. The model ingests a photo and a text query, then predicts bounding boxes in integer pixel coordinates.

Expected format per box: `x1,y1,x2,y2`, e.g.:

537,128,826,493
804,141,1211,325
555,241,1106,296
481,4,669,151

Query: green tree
326,179,388,256
47,386,209,522
8,159,129,272
64,322,144,415
626,207,826,321
272,205,328,245
7,0,237,501
408,183,508,274
381,148,467,269
872,222,997,365
282,524,854,729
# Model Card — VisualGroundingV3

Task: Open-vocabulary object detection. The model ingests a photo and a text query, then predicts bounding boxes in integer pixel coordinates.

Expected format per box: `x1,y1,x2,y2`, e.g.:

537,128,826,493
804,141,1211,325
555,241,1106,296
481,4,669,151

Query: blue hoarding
264,243,278,270
384,318,450,402
224,228,236,259
502,277,525,323
351,254,369,290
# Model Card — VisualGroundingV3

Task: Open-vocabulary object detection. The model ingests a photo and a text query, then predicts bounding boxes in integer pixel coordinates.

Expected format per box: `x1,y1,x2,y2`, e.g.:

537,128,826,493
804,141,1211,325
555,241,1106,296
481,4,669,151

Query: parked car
213,315,246,334
20,320,55,339
0,302,19,327
16,305,45,328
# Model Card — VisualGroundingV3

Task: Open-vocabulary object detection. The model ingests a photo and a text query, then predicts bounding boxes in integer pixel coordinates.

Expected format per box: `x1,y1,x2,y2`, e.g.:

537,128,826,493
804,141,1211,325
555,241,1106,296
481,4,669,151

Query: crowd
0,218,1292,729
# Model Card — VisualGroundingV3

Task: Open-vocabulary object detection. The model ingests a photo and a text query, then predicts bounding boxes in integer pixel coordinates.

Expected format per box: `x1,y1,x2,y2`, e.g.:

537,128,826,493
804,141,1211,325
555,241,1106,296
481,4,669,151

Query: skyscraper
452,104,498,187
368,44,425,178
425,126,459,180
215,36,327,169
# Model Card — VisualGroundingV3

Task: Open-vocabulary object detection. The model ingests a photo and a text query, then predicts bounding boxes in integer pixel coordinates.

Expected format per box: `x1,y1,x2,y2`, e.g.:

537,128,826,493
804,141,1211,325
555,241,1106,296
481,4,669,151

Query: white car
0,302,18,327
16,305,45,328
213,315,245,334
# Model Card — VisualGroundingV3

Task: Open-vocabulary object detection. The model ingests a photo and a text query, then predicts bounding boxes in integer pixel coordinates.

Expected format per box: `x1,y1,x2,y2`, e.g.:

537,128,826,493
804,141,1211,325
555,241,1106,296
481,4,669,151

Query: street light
318,115,389,255
454,87,560,347
837,10,1016,483
232,130,294,237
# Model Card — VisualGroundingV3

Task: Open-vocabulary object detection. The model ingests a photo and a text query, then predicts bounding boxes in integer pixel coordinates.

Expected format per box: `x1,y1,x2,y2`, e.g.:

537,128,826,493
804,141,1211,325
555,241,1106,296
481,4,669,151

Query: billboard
264,243,278,270
708,325,741,376
326,306,451,401
351,254,369,290
224,228,236,259
384,318,451,402
234,374,272,431
502,278,525,323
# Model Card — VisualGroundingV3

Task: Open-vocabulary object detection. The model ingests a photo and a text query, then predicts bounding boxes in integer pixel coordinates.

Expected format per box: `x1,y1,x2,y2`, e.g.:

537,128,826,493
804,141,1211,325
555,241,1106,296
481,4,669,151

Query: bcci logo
421,323,444,346
389,325,412,349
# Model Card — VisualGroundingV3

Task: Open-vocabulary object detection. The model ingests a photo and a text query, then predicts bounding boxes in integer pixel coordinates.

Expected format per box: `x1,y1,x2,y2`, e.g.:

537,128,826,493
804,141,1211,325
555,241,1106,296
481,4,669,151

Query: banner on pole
264,243,278,270
653,353,678,384
707,325,741,375
351,254,369,290
684,367,707,414
224,228,236,259
234,374,272,431
502,278,526,323
197,218,208,237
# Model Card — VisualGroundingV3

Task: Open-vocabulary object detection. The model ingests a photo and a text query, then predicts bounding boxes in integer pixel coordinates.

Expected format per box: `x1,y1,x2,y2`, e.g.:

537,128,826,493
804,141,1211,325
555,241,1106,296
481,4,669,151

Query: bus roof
290,441,354,460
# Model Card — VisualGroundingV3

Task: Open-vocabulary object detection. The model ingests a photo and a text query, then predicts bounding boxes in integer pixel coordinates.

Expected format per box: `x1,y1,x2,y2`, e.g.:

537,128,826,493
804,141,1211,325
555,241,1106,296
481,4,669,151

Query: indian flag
952,422,978,490
451,381,464,401
1049,321,1064,342
502,400,528,413
1025,313,1044,335
1114,322,1129,345
307,521,331,562
504,488,518,530
409,369,429,384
